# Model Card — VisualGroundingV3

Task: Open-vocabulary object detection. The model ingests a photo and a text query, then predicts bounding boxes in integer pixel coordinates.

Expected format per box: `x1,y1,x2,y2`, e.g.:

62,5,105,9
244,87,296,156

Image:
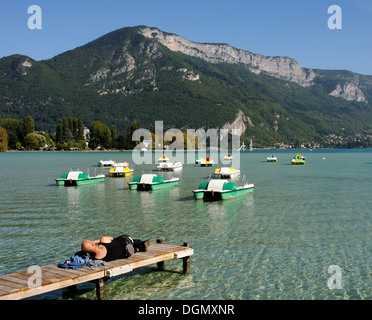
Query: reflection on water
66,187,81,212
0,150,371,300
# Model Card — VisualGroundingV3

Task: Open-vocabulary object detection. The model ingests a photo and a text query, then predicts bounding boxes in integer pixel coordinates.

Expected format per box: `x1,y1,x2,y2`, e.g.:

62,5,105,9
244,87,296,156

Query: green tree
23,116,35,136
0,118,23,149
24,133,39,150
88,121,112,149
56,117,85,148
68,117,78,140
110,124,117,148
116,134,126,149
34,133,47,149
101,126,112,149
126,120,141,149
56,119,63,144
0,126,8,152
77,119,85,141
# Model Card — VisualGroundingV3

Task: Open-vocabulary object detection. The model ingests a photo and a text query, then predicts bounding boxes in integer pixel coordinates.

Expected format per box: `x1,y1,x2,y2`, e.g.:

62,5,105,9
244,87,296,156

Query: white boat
98,160,116,167
224,154,233,160
157,161,183,171
214,167,240,178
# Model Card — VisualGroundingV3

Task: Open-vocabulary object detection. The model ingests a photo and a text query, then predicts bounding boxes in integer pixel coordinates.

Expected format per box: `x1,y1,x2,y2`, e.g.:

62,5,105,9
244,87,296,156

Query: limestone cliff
329,83,367,102
139,27,316,87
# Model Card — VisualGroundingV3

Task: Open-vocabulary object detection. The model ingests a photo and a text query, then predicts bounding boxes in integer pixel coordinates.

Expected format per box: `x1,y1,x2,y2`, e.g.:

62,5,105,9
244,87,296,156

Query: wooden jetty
0,239,193,300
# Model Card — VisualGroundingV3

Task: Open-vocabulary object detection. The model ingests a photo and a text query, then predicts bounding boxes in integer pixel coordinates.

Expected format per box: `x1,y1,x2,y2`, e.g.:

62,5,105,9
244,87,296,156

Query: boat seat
78,173,89,179
152,176,164,183
140,174,157,184
198,182,209,190
207,180,228,192
67,171,83,180
222,183,237,191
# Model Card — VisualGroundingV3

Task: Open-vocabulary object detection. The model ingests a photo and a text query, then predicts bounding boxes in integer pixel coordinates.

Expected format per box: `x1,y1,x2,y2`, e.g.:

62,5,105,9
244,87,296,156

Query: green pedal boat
193,179,254,201
56,170,105,186
128,173,180,191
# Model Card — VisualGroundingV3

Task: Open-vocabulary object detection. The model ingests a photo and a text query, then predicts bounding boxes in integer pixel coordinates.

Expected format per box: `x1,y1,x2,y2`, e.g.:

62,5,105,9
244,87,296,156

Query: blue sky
0,0,371,75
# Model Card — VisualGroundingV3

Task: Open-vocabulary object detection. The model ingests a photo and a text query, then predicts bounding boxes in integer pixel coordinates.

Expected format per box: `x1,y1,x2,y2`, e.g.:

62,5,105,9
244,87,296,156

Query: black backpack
117,234,135,258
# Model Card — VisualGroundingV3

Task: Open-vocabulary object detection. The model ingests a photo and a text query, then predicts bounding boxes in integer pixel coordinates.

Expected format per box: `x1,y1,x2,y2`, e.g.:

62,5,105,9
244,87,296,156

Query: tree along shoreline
2,116,371,152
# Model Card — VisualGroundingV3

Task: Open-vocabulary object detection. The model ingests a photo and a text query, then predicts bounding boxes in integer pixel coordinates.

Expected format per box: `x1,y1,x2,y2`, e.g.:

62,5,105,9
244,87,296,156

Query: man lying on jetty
81,234,150,262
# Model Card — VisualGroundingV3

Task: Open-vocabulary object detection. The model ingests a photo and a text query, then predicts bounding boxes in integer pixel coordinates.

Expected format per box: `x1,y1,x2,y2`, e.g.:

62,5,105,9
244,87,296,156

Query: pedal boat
192,179,254,201
291,154,306,165
109,161,134,177
214,167,240,178
56,170,105,186
267,155,278,162
128,174,180,191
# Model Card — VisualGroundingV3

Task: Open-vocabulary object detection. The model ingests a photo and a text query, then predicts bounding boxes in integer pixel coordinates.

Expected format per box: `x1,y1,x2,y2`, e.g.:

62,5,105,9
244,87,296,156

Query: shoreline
4,147,371,153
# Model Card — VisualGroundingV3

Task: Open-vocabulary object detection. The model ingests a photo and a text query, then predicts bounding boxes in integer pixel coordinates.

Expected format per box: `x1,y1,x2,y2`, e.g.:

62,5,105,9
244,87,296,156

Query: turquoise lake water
0,149,371,300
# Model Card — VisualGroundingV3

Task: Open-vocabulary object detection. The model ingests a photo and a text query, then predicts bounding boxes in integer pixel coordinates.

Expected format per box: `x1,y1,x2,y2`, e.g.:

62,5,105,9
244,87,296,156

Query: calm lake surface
0,149,371,300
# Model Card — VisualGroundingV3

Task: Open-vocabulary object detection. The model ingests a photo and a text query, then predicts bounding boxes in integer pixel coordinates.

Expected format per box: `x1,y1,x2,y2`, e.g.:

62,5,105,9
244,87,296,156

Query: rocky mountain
139,27,371,102
1,26,372,147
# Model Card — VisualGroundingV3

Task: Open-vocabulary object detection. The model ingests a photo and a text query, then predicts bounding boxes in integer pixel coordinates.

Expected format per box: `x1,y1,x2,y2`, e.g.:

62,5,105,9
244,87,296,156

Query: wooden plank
42,264,92,276
151,244,181,251
0,270,106,300
0,275,29,286
0,283,19,293
0,278,26,290
3,272,36,282
37,271,66,283
42,265,101,277
41,266,81,278
0,287,9,294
